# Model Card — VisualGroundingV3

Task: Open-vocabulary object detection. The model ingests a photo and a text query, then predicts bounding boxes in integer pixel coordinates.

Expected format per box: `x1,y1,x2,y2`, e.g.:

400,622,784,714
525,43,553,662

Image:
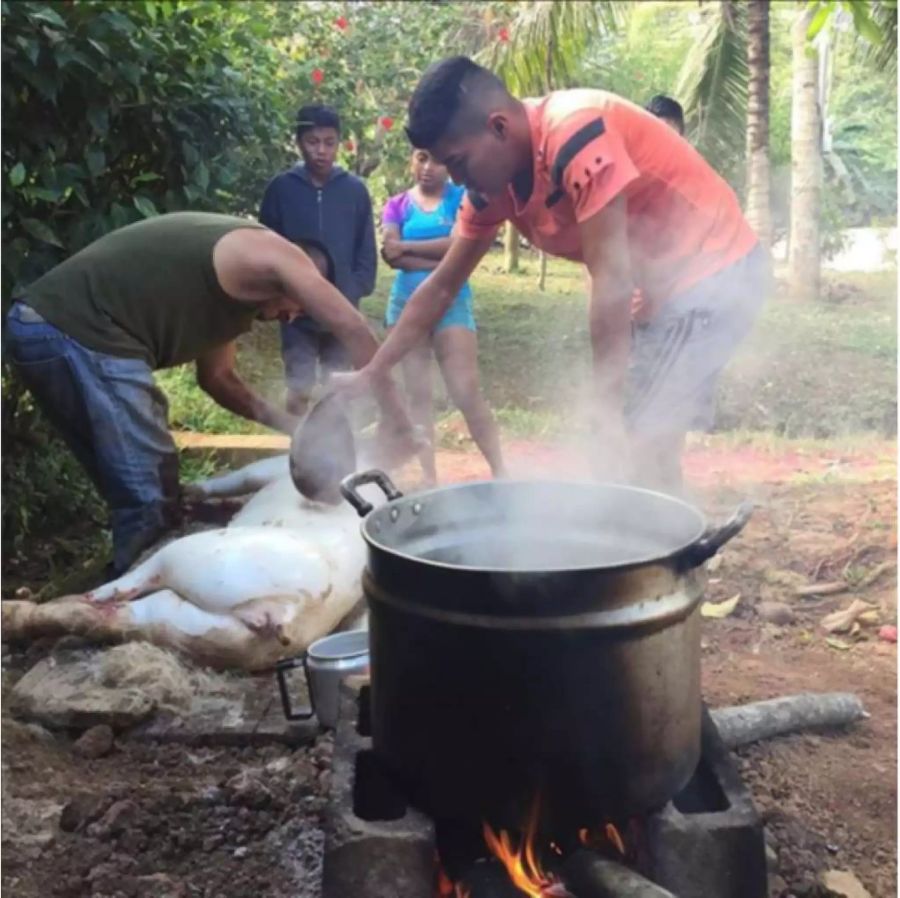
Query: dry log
560,850,676,898
795,581,849,597
858,561,894,589
711,693,866,749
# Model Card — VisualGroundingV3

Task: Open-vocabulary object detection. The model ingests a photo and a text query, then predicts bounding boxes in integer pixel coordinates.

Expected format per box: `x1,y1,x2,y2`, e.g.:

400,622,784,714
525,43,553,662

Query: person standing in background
382,148,506,484
334,58,769,496
645,95,685,136
260,104,377,416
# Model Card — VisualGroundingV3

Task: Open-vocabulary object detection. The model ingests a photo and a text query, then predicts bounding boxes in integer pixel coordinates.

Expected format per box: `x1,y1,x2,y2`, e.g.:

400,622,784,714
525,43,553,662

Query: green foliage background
2,0,896,568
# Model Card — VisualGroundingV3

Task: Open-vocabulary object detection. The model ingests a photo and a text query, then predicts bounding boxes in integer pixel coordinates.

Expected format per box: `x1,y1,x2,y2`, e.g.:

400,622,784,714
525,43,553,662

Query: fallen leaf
701,593,741,619
821,869,873,898
878,625,897,643
821,599,878,633
825,637,852,651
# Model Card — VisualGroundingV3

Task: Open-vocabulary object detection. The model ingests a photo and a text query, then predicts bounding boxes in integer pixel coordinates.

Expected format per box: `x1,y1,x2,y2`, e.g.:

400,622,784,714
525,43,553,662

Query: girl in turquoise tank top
381,149,505,484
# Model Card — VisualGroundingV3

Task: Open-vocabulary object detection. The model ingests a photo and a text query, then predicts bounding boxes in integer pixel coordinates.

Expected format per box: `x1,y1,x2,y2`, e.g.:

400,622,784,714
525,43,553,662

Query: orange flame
577,822,627,857
605,823,626,856
439,806,630,897
435,858,470,898
482,798,559,897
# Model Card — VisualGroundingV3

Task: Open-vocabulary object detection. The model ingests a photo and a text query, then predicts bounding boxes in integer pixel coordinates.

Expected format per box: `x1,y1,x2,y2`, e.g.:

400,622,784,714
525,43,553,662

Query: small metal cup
275,630,370,728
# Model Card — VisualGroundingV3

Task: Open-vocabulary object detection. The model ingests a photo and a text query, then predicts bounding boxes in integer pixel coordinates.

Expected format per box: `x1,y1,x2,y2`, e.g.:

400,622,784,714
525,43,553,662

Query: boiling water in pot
405,526,671,571
365,480,707,571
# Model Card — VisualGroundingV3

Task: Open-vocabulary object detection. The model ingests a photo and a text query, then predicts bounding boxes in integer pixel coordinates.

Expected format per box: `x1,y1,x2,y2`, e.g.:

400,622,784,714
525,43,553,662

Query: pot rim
358,478,710,575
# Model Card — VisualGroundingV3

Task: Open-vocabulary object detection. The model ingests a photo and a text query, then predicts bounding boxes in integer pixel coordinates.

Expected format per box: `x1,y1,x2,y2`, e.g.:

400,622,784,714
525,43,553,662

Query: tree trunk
503,222,519,272
789,7,822,302
538,28,553,293
745,0,772,247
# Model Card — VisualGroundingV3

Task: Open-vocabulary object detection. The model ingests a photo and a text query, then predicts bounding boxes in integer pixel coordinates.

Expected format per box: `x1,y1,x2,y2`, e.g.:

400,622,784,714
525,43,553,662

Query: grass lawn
6,252,895,595
160,250,898,442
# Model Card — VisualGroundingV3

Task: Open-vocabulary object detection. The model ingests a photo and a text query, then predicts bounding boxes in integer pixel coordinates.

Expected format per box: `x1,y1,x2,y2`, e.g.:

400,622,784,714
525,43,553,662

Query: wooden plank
171,431,290,451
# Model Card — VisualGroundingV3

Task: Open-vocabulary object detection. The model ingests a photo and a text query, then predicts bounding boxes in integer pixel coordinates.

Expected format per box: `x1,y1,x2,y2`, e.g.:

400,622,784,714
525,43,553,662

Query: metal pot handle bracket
677,501,754,570
340,469,404,517
275,654,316,721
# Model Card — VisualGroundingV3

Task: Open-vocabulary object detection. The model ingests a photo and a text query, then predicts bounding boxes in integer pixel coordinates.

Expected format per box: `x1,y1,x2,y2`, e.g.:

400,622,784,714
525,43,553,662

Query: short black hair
406,56,510,149
296,104,341,141
295,237,335,284
645,95,684,130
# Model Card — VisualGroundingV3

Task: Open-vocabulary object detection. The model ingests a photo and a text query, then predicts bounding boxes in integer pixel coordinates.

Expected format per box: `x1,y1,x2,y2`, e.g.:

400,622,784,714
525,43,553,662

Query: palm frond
475,1,624,94
806,0,897,73
675,1,749,164
860,1,898,73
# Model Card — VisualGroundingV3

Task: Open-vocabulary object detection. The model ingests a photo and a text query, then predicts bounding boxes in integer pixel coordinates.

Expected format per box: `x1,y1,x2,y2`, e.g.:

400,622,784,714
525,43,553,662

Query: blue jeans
4,302,179,574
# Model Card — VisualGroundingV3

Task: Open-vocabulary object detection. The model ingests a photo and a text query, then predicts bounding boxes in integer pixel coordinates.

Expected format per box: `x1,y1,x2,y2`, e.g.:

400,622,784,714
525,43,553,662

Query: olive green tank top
22,212,267,369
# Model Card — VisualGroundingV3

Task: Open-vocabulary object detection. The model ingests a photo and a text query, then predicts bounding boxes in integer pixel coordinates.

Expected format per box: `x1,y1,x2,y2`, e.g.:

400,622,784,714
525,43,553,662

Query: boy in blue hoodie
260,105,377,416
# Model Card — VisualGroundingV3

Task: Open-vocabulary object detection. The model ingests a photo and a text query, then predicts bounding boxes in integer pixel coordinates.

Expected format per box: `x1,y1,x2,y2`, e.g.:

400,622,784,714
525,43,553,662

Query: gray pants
279,319,350,400
626,245,771,438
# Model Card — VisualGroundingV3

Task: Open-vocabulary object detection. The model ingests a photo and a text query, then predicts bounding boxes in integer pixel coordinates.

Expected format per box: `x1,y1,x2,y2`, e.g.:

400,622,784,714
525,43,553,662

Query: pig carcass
2,462,370,671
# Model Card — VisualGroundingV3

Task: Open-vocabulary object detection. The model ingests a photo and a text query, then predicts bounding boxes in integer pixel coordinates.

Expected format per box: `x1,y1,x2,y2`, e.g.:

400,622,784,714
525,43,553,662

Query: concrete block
321,683,435,898
643,707,769,898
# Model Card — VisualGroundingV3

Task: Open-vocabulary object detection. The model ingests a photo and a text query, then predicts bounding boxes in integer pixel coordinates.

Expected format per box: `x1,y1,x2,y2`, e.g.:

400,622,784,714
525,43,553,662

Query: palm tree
675,1,749,168
745,0,772,247
789,5,822,303
674,2,776,247
503,223,520,272
476,1,622,281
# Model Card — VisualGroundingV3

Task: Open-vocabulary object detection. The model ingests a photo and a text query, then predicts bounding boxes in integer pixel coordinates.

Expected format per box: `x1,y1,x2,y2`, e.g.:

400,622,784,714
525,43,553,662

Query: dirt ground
2,438,896,898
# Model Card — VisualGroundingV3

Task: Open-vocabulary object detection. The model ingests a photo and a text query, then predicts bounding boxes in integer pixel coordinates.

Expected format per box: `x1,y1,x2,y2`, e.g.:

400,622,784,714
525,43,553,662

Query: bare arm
398,236,453,259
213,229,416,446
382,222,450,263
579,195,634,476
384,253,440,272
582,195,633,406
196,341,298,435
216,230,384,371
368,233,492,378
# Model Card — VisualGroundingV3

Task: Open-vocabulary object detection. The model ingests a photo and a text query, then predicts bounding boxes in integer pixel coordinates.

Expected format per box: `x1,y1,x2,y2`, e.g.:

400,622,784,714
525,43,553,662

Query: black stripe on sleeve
466,190,489,212
544,117,607,208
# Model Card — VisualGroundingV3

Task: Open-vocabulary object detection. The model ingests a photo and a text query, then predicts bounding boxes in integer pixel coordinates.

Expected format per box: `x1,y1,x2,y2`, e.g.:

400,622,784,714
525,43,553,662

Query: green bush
1,0,294,296
1,0,296,553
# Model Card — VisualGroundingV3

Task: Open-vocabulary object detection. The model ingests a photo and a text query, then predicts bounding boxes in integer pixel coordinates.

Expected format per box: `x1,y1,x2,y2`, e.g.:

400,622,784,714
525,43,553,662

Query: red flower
335,16,348,30
312,68,324,85
344,140,355,152
380,116,394,130
498,26,510,42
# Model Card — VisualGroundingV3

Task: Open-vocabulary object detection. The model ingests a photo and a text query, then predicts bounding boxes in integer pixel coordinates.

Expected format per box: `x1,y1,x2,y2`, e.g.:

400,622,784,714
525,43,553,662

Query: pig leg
184,456,288,500
84,549,165,603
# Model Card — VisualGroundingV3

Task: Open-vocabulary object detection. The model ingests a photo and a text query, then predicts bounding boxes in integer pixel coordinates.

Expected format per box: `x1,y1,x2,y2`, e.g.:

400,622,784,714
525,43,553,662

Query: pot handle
275,654,316,721
678,501,754,570
340,469,404,517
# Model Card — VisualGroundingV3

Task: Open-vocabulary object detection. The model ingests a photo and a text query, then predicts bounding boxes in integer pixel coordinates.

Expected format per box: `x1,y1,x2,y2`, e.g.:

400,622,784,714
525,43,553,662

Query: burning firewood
560,850,676,897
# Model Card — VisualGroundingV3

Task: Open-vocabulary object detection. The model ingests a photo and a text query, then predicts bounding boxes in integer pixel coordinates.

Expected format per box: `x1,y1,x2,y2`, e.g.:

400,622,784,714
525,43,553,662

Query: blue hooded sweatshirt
259,163,377,323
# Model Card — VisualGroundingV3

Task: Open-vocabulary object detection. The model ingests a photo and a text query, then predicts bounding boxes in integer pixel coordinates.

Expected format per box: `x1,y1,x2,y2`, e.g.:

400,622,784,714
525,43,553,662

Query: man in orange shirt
335,57,770,493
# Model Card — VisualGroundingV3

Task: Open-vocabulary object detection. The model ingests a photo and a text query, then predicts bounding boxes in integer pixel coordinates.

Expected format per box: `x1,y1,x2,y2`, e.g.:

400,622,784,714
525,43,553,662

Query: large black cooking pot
341,470,751,831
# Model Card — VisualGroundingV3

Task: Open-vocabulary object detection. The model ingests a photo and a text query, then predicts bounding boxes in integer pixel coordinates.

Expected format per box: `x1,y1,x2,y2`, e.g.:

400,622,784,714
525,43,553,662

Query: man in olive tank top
5,212,415,575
